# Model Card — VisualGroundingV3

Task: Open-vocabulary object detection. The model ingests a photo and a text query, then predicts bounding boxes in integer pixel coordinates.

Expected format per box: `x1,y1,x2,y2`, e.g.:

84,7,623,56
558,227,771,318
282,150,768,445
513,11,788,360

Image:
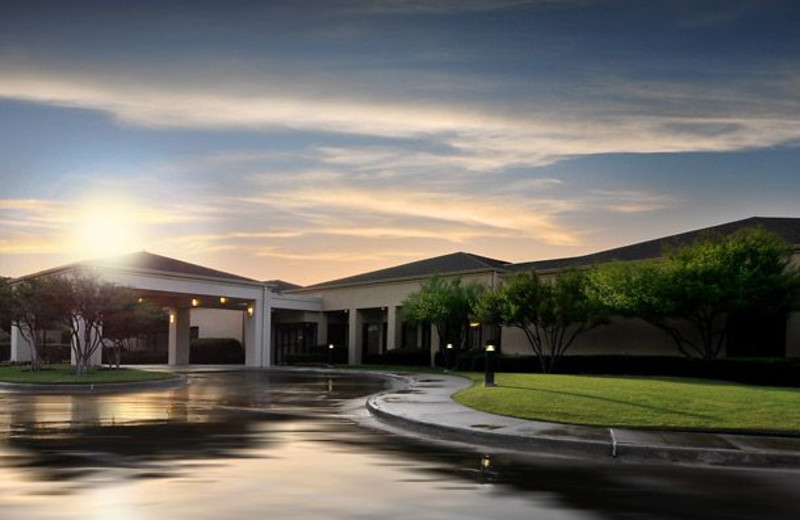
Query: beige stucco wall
190,308,244,342
296,272,498,311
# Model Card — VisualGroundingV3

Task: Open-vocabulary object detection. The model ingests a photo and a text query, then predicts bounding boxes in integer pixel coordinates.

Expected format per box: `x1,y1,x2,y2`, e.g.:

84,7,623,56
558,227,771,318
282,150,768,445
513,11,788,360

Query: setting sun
70,199,144,258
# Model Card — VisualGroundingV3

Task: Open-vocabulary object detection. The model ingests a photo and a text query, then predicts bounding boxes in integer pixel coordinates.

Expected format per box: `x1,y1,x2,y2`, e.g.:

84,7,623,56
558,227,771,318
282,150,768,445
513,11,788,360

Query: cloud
240,188,580,246
0,195,217,256
252,247,426,263
589,190,677,214
4,66,800,175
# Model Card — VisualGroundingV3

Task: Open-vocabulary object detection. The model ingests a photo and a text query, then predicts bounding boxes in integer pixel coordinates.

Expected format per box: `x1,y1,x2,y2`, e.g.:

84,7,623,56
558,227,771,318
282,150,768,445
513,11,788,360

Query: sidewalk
365,372,800,469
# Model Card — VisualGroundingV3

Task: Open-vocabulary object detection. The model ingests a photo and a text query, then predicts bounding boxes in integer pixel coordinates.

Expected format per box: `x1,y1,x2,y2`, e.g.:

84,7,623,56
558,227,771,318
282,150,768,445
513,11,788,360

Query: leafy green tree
589,228,800,359
103,299,166,369
48,271,136,375
401,277,485,352
481,269,606,373
8,277,70,370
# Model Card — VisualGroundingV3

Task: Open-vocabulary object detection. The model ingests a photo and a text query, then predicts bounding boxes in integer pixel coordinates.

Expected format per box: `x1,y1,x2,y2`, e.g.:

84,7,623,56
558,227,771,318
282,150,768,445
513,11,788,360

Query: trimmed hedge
0,343,71,364
285,344,348,365
451,352,800,388
116,349,168,365
190,338,245,364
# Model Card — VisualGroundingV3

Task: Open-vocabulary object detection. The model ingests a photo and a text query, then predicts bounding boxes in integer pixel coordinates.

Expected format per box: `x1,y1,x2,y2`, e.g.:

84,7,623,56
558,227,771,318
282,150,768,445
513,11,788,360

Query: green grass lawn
0,364,177,384
453,373,800,434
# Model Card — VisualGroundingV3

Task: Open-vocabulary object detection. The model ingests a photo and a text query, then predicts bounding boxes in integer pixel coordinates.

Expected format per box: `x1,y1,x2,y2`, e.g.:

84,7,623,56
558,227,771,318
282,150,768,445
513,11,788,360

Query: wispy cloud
589,190,677,214
0,196,217,256
240,188,580,245
3,68,800,174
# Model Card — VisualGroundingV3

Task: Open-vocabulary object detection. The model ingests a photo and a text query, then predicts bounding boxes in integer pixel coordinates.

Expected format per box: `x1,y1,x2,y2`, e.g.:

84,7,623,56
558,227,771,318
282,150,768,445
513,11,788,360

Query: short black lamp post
484,344,497,387
328,343,335,367
445,343,454,371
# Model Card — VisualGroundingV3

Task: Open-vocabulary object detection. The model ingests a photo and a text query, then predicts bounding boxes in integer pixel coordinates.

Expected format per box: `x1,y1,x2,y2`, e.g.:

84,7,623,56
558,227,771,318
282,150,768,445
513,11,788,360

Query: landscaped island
454,373,800,434
0,364,177,385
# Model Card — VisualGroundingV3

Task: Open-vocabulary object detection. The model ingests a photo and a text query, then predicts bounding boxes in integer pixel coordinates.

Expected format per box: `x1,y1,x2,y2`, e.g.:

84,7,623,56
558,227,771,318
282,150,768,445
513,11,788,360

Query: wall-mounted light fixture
219,297,227,304
169,313,175,324
191,298,199,307
247,306,254,317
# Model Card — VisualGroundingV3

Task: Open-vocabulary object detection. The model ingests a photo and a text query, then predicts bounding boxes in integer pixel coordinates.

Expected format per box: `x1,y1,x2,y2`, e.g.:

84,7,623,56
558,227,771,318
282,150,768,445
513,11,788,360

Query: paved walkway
365,372,800,469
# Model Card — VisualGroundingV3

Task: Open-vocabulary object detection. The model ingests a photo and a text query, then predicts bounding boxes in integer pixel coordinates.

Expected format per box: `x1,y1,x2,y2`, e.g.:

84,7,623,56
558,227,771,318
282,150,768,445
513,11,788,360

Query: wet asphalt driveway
1,370,799,520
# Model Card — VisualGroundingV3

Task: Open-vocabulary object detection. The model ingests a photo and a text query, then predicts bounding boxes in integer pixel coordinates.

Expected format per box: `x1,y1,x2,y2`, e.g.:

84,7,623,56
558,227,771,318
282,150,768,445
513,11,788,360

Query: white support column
10,325,33,363
348,308,363,365
386,306,399,351
245,299,264,368
168,307,191,365
262,294,271,368
316,313,329,346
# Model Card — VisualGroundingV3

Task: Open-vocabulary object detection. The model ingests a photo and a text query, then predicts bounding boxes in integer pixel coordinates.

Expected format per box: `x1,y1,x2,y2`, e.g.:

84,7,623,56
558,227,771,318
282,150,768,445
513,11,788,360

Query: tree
0,277,11,334
102,299,165,369
401,277,485,352
8,278,71,370
51,271,135,375
480,269,606,373
589,228,800,359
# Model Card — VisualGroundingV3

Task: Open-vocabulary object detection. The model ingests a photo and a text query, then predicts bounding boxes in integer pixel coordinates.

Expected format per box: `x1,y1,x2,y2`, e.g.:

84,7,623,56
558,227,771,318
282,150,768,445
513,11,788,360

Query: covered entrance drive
10,252,321,368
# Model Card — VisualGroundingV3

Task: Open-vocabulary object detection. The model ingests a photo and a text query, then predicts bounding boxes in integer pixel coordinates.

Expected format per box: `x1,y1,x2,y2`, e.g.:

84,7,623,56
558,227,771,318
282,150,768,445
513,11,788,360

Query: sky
2,0,800,285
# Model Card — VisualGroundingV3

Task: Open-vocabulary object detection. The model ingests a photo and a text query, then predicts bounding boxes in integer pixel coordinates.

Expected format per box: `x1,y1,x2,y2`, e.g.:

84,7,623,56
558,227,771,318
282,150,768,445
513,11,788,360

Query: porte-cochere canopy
10,252,321,367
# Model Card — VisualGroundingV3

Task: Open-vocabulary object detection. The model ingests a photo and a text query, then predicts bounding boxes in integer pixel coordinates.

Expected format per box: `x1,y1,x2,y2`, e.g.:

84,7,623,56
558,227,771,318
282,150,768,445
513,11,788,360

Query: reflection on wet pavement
0,371,799,519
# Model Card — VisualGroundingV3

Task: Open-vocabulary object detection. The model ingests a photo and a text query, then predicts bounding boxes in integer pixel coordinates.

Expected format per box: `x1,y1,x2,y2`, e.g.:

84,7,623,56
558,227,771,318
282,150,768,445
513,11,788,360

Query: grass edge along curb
0,364,178,385
452,372,800,436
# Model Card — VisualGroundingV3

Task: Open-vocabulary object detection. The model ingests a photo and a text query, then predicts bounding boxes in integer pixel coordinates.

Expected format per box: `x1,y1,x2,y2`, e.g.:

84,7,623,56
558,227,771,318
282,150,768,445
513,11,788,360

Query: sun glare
70,199,144,258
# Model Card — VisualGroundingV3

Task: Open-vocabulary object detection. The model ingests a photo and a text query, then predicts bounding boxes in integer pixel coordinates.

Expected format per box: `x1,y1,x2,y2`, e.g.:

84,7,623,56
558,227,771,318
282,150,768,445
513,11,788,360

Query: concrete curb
0,373,187,394
362,372,800,470
366,393,612,458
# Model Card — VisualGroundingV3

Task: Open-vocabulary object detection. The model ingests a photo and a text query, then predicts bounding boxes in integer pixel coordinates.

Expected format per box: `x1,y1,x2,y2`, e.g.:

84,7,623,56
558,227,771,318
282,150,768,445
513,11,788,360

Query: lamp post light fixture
445,343,454,371
484,344,497,387
328,343,335,367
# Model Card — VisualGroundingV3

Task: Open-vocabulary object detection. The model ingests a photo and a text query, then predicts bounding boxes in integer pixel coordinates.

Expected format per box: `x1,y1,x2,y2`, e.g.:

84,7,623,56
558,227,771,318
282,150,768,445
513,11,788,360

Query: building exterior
291,217,800,362
9,216,800,366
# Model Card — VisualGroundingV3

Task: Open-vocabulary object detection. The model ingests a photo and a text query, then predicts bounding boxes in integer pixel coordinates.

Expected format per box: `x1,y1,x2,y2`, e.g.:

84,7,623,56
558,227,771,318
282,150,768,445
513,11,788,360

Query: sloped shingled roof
92,251,258,282
511,217,800,272
298,252,510,290
21,251,258,284
297,217,800,290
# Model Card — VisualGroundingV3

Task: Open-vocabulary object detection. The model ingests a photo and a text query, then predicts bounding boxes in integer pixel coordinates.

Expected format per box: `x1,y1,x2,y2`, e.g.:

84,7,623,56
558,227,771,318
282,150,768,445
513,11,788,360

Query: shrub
42,343,71,363
190,338,244,364
119,349,168,365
